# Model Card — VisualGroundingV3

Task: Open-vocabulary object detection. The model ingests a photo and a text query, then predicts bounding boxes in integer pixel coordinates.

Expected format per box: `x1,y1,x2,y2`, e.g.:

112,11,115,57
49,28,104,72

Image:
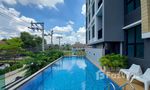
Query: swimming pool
17,56,120,90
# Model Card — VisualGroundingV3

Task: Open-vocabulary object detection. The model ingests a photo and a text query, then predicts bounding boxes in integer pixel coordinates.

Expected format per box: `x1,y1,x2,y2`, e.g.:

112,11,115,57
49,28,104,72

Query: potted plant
99,54,127,72
100,54,111,72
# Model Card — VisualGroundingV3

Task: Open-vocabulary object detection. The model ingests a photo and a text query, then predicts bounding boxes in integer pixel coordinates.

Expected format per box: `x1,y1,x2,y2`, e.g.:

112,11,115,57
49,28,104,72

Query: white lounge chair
131,68,150,90
119,64,142,80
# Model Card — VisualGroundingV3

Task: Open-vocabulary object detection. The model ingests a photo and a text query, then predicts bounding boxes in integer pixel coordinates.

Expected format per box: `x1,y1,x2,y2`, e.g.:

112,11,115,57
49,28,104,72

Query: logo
96,70,106,80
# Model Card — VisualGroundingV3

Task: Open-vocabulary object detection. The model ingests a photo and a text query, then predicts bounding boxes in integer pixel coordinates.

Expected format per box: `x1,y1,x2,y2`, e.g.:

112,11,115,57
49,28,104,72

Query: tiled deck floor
88,58,146,90
108,72,144,90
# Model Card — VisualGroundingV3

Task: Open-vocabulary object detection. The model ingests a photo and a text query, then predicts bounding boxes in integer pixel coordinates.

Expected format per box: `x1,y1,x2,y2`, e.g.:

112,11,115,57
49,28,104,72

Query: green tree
20,32,35,49
0,37,23,60
0,37,22,50
20,32,46,51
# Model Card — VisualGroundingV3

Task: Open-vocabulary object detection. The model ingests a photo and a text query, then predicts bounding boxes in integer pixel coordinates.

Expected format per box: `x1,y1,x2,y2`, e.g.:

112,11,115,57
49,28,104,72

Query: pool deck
87,58,146,90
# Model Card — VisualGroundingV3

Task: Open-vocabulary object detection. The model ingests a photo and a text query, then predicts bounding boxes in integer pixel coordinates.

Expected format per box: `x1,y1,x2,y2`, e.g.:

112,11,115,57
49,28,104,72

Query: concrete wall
103,0,124,42
85,48,104,64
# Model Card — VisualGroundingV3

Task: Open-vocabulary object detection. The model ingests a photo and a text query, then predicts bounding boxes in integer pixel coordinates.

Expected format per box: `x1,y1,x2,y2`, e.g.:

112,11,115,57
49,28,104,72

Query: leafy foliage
0,62,23,75
99,54,127,68
0,50,64,76
0,37,22,50
0,38,24,60
20,32,46,51
0,32,63,76
20,32,36,49
24,50,64,76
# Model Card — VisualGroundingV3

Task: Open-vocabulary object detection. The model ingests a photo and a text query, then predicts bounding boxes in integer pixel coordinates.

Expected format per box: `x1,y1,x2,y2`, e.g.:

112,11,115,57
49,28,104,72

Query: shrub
0,63,23,75
24,50,64,76
99,54,127,69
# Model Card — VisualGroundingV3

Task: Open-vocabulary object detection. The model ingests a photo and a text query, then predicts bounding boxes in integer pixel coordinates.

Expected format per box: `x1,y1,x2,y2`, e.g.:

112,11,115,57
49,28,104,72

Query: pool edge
8,57,63,90
8,56,120,90
85,56,120,88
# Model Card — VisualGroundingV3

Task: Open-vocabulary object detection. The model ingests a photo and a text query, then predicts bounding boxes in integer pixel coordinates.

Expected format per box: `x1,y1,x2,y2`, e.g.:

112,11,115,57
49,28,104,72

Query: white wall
85,48,104,64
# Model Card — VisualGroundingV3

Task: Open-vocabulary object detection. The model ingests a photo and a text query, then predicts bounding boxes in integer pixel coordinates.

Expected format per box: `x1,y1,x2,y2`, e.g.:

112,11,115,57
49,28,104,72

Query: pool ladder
104,82,116,90
104,82,135,90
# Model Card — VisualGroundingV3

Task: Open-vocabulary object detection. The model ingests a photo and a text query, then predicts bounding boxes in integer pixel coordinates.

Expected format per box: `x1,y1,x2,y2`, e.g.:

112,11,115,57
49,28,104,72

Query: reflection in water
76,60,87,70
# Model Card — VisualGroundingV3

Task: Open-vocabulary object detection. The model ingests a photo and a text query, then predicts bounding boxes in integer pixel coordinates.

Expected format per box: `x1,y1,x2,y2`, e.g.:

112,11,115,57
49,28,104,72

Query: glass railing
0,75,5,90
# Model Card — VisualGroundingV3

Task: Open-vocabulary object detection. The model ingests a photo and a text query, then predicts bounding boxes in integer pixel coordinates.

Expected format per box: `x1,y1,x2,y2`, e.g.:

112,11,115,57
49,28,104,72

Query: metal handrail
120,82,135,90
104,82,116,90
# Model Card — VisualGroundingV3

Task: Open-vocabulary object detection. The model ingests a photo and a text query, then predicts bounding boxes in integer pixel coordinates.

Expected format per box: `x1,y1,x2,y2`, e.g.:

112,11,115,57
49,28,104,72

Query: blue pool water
18,56,120,90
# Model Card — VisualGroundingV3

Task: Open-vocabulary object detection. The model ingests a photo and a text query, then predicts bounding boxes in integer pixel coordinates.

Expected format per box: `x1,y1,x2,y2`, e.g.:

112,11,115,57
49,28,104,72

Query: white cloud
8,8,20,16
0,4,86,45
52,23,73,33
76,27,86,44
49,20,86,44
81,4,86,16
77,27,86,35
68,20,74,25
0,0,64,9
1,0,17,5
49,23,86,44
0,4,40,40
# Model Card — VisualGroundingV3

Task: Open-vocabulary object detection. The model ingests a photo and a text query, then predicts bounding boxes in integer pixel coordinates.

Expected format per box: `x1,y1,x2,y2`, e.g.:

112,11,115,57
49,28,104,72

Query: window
127,45,135,57
128,28,135,43
92,25,95,38
86,31,88,43
125,0,141,14
136,25,143,43
92,3,95,17
125,25,144,58
98,29,102,39
86,17,88,28
135,0,140,8
89,30,90,40
127,0,134,13
136,44,144,58
98,0,102,9
88,0,90,6
88,13,90,23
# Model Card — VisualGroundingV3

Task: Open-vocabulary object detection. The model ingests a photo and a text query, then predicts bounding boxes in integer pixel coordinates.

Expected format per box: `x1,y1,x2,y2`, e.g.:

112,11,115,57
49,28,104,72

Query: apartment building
85,0,150,71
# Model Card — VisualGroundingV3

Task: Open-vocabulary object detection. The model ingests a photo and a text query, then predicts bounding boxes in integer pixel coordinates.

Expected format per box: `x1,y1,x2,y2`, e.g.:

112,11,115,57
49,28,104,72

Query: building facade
85,0,150,71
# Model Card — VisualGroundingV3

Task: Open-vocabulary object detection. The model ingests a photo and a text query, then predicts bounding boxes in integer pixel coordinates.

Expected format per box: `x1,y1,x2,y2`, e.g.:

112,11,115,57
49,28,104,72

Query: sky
0,0,86,44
